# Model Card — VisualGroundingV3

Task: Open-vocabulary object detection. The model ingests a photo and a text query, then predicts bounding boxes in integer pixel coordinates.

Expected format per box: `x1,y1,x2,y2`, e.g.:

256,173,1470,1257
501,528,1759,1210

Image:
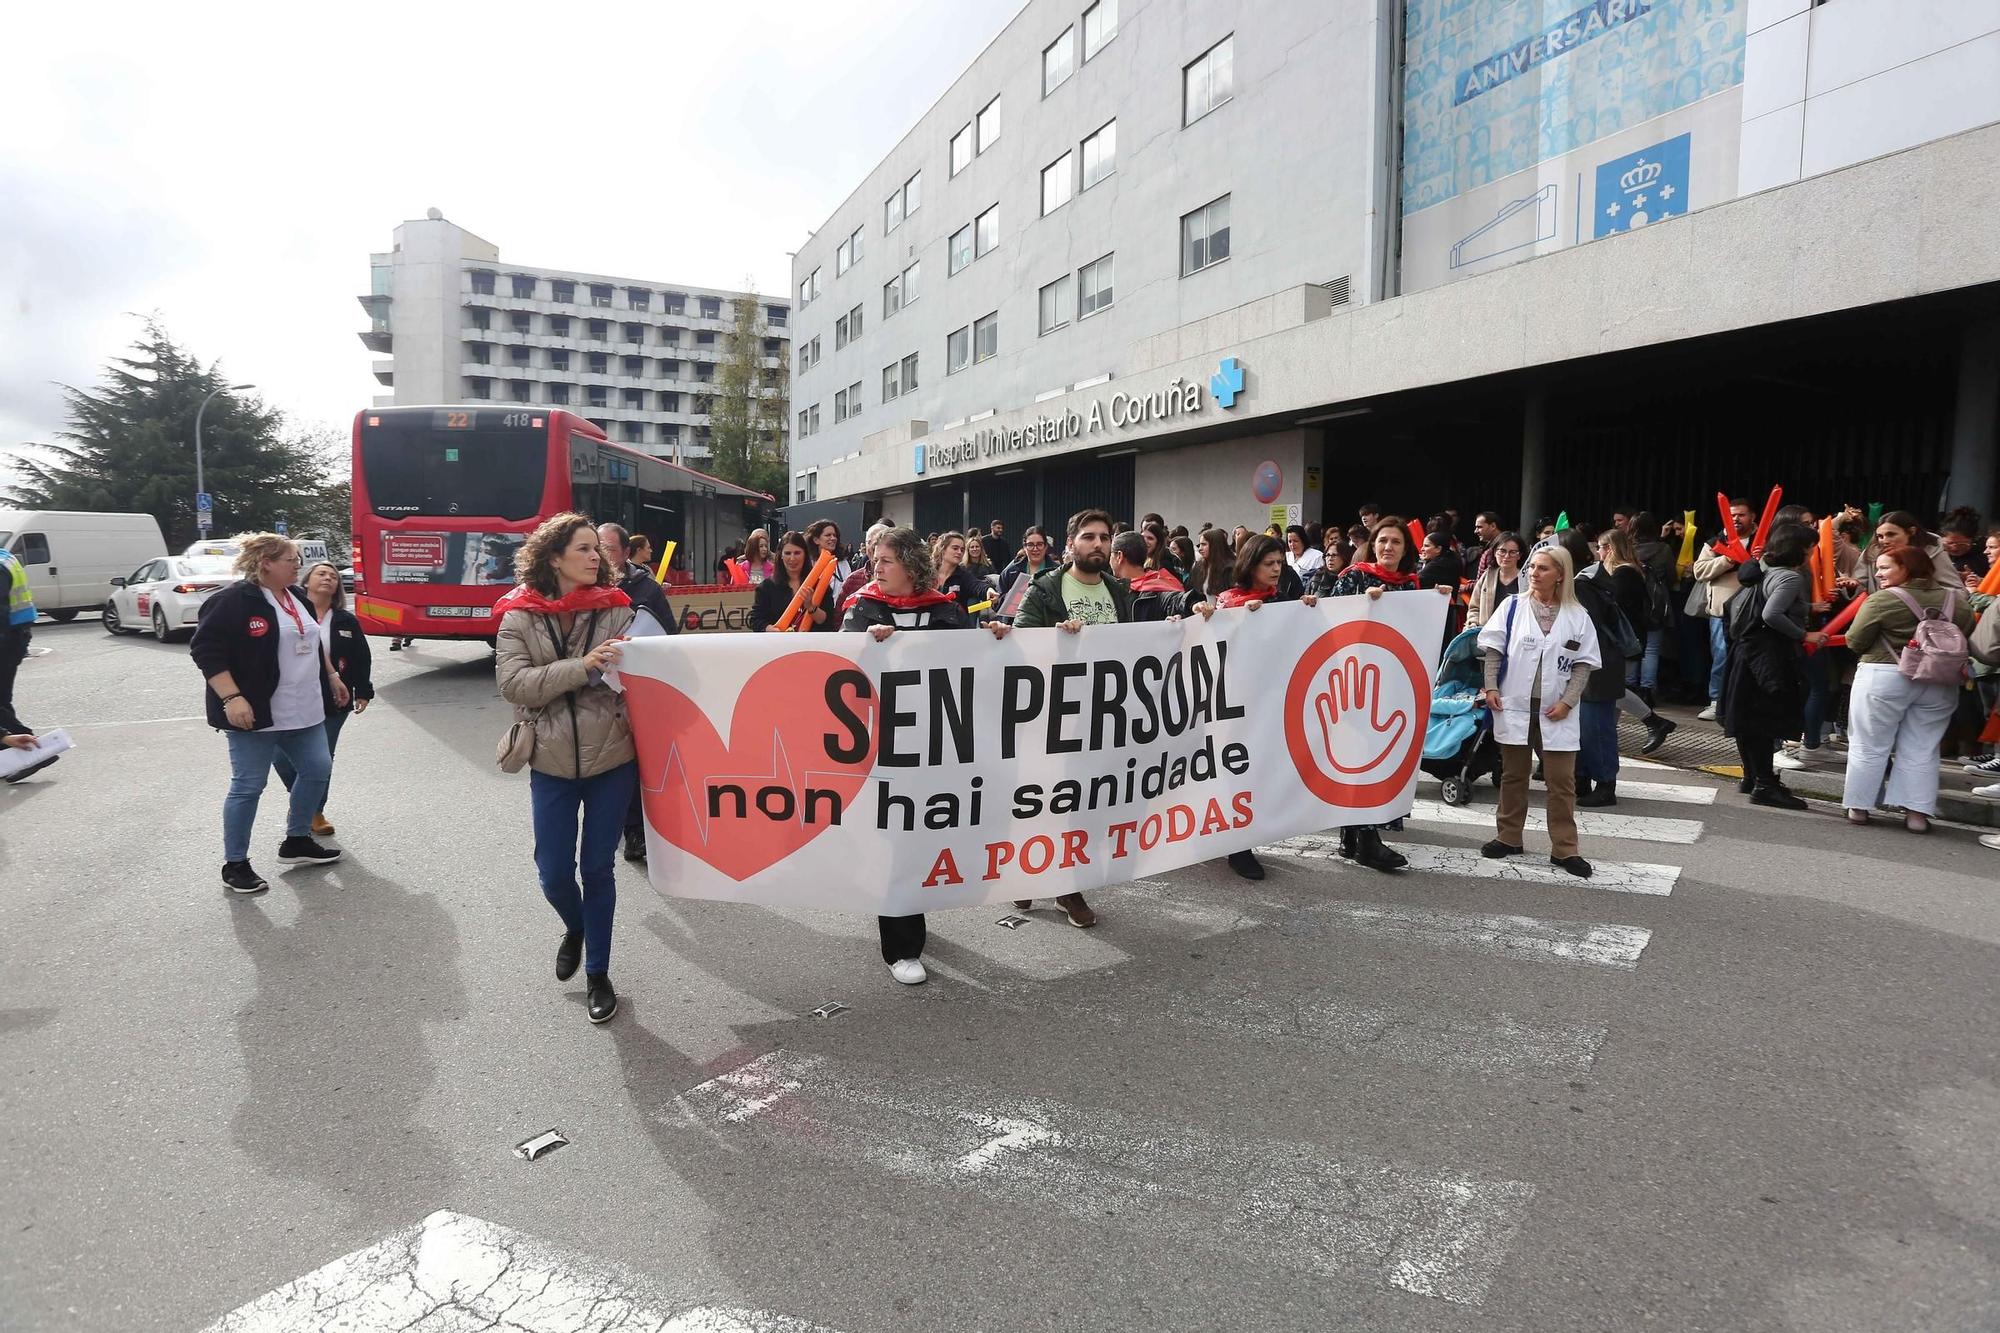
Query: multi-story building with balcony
359,211,789,466
790,0,2000,538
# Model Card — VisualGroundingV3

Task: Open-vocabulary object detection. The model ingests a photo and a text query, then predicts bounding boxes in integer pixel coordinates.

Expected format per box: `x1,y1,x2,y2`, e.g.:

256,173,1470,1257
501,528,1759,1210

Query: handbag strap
1495,595,1519,690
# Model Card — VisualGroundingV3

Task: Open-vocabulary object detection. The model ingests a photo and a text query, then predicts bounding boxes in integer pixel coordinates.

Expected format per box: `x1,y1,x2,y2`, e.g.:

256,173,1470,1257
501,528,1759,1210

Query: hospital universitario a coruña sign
915,357,1248,476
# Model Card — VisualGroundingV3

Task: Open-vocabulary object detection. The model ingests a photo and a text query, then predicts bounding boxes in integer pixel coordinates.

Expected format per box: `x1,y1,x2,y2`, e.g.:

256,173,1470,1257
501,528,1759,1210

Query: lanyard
271,590,307,638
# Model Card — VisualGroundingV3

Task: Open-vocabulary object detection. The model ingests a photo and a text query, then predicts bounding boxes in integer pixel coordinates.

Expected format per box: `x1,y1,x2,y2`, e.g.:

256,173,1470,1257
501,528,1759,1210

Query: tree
5,319,336,549
708,290,789,498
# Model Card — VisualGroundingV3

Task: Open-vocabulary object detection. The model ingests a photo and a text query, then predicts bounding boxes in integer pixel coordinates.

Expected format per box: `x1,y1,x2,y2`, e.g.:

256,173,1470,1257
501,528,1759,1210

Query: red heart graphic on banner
623,652,876,882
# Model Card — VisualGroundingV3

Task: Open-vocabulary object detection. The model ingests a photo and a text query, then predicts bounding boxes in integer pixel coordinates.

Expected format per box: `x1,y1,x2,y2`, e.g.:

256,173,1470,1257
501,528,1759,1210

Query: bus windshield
359,413,549,520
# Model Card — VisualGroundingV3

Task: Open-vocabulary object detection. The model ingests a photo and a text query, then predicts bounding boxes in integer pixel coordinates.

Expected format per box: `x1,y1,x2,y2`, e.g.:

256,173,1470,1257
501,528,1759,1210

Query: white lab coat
1475,593,1602,751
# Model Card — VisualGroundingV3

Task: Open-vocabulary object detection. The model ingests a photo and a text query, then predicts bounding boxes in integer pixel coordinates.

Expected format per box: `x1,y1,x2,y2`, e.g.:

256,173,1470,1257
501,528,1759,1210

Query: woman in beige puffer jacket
495,513,636,1025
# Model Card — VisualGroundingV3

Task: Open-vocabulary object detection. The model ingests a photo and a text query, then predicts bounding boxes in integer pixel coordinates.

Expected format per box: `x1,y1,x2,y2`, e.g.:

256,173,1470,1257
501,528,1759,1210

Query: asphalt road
4,617,1998,1332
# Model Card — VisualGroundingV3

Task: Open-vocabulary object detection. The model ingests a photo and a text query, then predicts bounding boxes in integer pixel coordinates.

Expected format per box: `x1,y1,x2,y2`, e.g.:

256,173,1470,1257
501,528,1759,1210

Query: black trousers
1736,725,1777,786
0,628,29,735
878,914,925,964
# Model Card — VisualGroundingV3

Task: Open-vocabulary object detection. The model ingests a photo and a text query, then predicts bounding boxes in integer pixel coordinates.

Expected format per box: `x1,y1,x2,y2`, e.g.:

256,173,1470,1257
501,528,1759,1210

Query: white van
0,511,168,621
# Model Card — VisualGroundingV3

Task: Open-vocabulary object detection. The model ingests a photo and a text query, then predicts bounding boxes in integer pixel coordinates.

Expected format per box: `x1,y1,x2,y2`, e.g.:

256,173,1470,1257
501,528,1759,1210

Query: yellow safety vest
1,550,35,627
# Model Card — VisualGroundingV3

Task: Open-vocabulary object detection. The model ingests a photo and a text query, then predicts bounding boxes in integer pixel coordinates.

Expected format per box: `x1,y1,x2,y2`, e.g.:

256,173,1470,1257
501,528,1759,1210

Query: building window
1041,152,1074,216
848,302,863,341
901,352,919,392
766,304,787,326
550,315,570,337
950,123,973,176
1043,27,1075,95
903,169,921,216
1082,120,1116,190
1084,0,1117,59
661,358,681,378
588,319,609,340
886,169,922,233
835,313,850,350
623,322,644,343
694,362,713,382
882,362,900,401
511,275,536,298
623,423,643,443
834,387,849,422
548,383,570,405
660,326,682,345
510,311,531,333
509,345,530,364
552,280,575,303
511,380,531,403
884,272,903,318
696,330,716,346
623,388,645,408
977,95,1001,152
700,296,722,319
949,224,973,276
846,381,862,419
550,350,570,371
764,336,781,357
837,238,853,275
1079,253,1115,318
798,268,821,307
973,311,998,364
469,343,490,365
798,409,810,438
589,352,610,374
1181,195,1232,274
947,326,970,375
975,205,999,258
469,308,491,331
591,284,613,307
885,187,904,234
1184,35,1234,126
627,288,651,310
468,377,490,399
902,259,920,305
624,356,644,375
1039,275,1072,335
470,270,496,295
848,225,863,266
810,335,822,366
808,404,820,433
661,423,680,446
661,391,681,412
666,292,688,315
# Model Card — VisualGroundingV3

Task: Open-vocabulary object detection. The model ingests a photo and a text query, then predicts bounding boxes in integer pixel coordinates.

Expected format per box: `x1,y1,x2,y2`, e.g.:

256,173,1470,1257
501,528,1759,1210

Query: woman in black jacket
190,534,349,895
750,531,834,632
274,561,374,838
842,526,1010,986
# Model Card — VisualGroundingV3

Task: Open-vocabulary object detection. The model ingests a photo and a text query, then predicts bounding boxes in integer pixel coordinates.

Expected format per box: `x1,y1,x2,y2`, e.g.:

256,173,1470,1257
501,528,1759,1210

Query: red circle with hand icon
1283,621,1430,808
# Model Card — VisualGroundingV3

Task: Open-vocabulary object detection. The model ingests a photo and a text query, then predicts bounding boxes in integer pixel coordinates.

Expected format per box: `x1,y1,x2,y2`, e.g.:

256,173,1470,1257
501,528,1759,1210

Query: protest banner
671,584,759,634
614,593,1447,915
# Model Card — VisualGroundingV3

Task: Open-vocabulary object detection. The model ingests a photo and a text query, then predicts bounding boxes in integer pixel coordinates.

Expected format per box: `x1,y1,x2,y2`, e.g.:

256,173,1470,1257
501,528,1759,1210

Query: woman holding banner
844,527,1010,985
495,513,635,1025
752,532,833,632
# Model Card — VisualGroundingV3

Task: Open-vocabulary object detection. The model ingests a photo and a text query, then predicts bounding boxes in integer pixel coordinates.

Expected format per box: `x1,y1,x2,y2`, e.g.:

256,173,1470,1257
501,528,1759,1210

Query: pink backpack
1886,587,1968,684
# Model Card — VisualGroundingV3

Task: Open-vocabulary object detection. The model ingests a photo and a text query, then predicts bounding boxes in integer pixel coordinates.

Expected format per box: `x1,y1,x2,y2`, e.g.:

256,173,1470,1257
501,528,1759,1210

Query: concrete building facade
360,212,790,466
788,0,2000,539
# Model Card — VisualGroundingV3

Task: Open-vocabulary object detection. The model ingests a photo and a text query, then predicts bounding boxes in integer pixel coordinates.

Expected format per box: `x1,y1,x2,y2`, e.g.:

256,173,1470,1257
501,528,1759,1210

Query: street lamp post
194,383,255,534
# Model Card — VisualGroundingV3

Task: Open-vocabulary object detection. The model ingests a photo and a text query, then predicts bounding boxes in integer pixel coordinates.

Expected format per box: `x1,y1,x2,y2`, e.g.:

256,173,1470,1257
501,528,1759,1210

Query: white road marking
1305,901,1653,969
1264,834,1680,896
671,1050,1535,1306
1409,797,1704,844
1422,771,1716,804
202,1209,840,1332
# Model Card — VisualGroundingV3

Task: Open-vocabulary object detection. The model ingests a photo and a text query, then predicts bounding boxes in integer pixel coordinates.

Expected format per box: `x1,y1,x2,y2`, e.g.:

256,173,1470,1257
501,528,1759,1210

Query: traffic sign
275,519,288,535
197,514,213,533
195,492,212,514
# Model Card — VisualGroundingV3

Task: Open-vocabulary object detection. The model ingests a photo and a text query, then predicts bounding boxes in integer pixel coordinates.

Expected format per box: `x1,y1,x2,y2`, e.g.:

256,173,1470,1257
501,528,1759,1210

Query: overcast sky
0,0,1024,476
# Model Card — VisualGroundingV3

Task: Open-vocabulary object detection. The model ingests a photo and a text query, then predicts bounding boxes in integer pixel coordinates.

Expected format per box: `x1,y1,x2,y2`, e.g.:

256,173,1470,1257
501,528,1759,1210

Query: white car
103,555,238,641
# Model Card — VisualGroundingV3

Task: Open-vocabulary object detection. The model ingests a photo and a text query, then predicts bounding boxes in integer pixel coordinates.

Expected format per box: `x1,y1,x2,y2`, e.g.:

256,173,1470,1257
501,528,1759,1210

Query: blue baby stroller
1422,624,1501,805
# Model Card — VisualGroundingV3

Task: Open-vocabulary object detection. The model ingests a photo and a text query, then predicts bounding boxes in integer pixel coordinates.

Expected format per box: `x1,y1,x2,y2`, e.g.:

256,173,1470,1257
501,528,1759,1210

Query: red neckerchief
1130,568,1185,594
841,580,958,613
1215,585,1276,608
1350,561,1421,587
494,583,633,616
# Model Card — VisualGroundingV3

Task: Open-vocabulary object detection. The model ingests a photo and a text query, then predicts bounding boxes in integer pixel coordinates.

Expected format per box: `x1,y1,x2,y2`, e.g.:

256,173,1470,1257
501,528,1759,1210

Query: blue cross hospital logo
1211,357,1245,409
1593,133,1691,239
912,442,926,475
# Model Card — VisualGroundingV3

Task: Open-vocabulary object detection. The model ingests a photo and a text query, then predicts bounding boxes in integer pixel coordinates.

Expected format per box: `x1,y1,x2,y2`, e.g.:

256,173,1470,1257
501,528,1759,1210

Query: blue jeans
1707,618,1729,702
1625,628,1663,693
276,707,347,805
1801,646,1832,748
530,762,638,976
224,724,331,861
1577,699,1620,785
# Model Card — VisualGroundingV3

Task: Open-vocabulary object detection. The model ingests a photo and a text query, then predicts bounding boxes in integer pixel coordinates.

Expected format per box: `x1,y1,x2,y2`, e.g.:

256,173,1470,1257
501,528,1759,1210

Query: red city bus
350,405,773,641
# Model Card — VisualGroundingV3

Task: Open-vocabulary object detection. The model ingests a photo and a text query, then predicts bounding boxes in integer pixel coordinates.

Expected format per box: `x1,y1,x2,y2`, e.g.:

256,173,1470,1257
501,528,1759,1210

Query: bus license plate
426,606,489,618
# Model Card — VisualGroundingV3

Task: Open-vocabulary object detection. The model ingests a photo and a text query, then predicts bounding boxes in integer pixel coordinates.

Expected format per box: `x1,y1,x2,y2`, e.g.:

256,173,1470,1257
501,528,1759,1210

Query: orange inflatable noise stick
774,550,837,631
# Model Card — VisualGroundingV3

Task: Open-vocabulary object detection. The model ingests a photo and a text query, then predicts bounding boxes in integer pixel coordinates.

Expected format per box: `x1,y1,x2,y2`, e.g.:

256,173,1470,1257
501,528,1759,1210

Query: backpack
1641,558,1671,631
1584,569,1642,659
1885,587,1969,685
1722,580,1766,646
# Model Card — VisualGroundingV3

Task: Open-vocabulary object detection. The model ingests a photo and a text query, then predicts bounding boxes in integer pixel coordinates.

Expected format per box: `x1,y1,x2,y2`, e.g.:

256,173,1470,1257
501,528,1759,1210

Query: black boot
1577,780,1618,808
1337,827,1357,860
1226,850,1266,881
1352,827,1407,873
1750,782,1807,811
622,827,647,862
1641,714,1677,755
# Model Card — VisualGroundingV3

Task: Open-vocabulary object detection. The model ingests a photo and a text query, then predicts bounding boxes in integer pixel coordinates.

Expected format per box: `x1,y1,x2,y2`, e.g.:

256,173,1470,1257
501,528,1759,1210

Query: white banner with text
615,595,1448,915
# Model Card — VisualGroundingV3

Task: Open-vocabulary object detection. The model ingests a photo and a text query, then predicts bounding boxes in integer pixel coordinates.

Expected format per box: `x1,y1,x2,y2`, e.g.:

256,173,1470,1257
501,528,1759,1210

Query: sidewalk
1617,703,2000,827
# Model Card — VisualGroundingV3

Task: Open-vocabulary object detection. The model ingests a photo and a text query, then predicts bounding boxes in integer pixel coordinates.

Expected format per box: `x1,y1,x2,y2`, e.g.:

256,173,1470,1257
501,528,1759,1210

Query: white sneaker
1963,754,2000,775
1696,703,1719,721
1772,752,1805,771
1971,782,2000,800
1982,833,2000,850
888,958,928,985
